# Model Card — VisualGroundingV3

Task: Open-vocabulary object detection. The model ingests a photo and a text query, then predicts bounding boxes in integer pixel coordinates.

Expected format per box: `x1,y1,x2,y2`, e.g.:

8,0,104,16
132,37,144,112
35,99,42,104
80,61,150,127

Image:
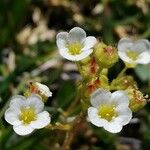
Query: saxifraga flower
5,94,51,136
56,27,97,61
88,89,132,133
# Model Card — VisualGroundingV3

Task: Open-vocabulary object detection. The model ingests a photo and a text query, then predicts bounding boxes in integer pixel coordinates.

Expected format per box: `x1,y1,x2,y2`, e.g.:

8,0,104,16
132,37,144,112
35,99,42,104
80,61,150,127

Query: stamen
98,104,117,121
126,50,139,60
19,107,37,124
67,42,82,55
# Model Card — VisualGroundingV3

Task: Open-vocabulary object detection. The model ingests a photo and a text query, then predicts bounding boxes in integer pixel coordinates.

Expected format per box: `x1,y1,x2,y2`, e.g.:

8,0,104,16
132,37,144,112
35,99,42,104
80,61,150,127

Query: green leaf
134,64,150,82
56,81,76,109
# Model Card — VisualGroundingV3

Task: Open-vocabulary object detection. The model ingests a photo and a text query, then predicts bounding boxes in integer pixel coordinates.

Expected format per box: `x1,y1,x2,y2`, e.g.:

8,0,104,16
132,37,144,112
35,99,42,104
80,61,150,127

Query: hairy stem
62,113,84,150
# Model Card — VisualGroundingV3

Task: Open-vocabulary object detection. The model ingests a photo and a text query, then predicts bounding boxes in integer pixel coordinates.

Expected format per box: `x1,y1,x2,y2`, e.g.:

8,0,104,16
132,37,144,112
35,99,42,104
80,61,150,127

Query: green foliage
91,126,117,150
56,81,76,109
135,64,150,82
0,0,31,47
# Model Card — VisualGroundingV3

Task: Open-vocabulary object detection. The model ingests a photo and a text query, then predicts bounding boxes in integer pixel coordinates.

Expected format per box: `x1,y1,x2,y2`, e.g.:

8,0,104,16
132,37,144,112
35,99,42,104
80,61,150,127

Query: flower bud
126,86,146,112
100,68,108,76
86,77,101,94
24,82,52,102
111,75,136,90
84,75,109,98
80,57,100,79
94,42,118,68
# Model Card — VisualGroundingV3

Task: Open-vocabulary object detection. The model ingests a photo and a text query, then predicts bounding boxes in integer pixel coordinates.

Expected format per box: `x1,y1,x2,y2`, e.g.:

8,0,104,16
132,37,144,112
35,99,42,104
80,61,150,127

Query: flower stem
76,62,82,74
62,62,86,149
116,66,128,79
46,123,71,130
62,113,84,150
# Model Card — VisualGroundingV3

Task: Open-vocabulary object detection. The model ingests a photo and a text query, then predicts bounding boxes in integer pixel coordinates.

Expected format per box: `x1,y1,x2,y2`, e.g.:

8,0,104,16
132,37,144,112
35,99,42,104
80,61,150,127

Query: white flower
88,89,132,133
56,27,97,61
5,95,51,136
35,82,52,97
118,37,150,67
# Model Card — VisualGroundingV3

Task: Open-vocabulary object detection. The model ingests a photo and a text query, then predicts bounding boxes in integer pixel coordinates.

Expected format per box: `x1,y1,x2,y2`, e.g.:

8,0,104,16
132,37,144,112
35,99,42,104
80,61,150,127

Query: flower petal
133,39,150,53
59,48,93,61
56,32,68,49
9,95,27,111
91,88,111,108
68,27,86,43
136,51,150,64
88,107,107,127
118,38,135,63
82,36,97,51
27,94,44,113
118,37,133,52
30,111,50,129
111,90,129,107
13,124,34,136
118,51,134,63
5,108,22,126
103,121,122,133
35,82,52,97
115,107,132,125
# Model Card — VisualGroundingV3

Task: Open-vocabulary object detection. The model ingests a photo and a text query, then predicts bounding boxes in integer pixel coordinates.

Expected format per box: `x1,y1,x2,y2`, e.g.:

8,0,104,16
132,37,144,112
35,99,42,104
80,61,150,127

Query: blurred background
0,0,150,150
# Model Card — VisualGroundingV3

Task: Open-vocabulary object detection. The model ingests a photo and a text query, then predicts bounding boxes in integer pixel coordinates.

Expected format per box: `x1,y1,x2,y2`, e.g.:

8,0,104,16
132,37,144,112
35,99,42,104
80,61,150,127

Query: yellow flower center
126,50,139,60
19,107,37,124
98,104,117,121
67,42,82,55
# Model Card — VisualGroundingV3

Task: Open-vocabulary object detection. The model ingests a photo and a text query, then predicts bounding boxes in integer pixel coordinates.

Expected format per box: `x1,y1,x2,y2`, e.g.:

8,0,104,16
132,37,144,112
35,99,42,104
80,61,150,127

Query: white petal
59,48,93,61
56,32,68,49
82,36,97,51
118,37,133,52
9,95,27,111
118,51,134,63
133,39,150,53
68,27,86,43
30,111,50,129
103,121,122,133
13,124,34,136
5,108,22,126
104,106,132,133
88,107,107,127
35,82,52,97
118,38,135,63
136,51,150,64
91,88,111,108
27,94,44,113
111,90,129,107
115,107,132,125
